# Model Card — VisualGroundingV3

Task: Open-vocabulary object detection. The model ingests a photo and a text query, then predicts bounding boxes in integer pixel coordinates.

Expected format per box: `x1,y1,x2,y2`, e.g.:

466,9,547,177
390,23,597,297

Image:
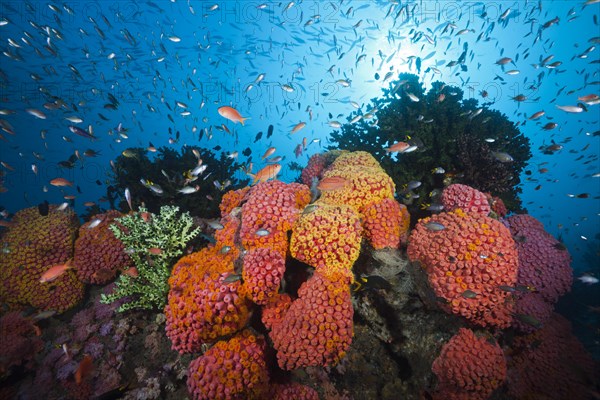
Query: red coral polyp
74,210,133,284
242,247,286,305
269,272,353,370
187,330,269,400
0,206,83,313
432,328,506,400
407,209,518,328
442,184,491,216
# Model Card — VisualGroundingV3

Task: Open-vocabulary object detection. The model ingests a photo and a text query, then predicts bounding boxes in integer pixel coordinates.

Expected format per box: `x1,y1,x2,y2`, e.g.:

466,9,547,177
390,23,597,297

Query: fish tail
241,117,250,126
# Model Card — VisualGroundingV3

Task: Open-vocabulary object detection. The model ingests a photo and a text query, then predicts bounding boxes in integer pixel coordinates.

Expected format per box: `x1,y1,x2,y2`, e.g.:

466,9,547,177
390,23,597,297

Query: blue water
0,2,598,273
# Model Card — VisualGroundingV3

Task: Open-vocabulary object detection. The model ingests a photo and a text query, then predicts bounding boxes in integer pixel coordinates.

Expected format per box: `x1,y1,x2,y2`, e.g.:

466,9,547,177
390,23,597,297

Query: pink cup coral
408,209,518,328
432,328,506,400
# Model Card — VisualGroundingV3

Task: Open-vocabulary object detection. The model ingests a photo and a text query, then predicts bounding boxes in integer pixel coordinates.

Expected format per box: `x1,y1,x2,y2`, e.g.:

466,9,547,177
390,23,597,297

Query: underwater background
0,0,599,399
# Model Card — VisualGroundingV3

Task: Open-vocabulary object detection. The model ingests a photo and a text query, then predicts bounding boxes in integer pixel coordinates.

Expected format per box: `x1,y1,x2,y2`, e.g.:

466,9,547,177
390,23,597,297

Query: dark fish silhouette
38,200,49,216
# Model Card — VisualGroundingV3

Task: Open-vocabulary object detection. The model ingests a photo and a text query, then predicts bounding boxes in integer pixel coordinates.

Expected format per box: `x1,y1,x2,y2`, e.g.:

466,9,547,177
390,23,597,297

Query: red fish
217,106,249,125
39,260,73,283
122,267,139,278
317,176,350,191
139,211,151,222
294,143,303,158
0,220,15,228
50,177,74,187
249,164,281,184
385,141,410,153
291,121,306,134
75,354,93,385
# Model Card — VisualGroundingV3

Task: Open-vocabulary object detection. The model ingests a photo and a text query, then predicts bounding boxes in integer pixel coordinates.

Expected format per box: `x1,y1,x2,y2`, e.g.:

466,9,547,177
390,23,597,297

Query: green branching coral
100,205,200,312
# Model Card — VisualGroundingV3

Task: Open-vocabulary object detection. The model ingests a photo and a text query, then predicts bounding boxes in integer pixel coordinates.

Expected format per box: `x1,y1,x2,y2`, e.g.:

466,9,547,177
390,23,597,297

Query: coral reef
506,313,595,399
441,183,491,216
186,330,269,400
486,194,507,218
269,272,354,370
300,153,327,186
407,208,518,328
512,292,554,333
101,206,200,312
240,180,311,254
165,247,250,354
362,198,410,249
290,203,363,282
16,282,189,400
318,151,396,213
0,312,43,378
74,210,133,284
0,205,83,313
270,382,319,400
293,151,408,274
163,152,412,398
504,214,572,304
432,328,506,400
241,247,286,305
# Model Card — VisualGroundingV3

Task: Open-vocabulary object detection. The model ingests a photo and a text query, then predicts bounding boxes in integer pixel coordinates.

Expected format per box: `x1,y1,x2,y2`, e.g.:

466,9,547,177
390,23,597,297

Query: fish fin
240,117,251,126
247,173,258,184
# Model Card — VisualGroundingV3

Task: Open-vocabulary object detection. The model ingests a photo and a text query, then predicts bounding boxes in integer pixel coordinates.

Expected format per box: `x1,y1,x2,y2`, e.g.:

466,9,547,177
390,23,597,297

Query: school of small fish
0,0,597,273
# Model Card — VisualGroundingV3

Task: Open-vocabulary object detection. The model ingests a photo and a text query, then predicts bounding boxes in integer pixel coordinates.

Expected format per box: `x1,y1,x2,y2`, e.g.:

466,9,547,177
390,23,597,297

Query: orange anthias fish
385,141,410,153
261,147,276,160
122,267,139,278
75,354,93,385
0,219,15,228
39,259,73,283
139,211,151,222
217,106,249,125
250,164,281,184
291,121,306,134
50,177,74,187
577,94,599,102
317,176,350,191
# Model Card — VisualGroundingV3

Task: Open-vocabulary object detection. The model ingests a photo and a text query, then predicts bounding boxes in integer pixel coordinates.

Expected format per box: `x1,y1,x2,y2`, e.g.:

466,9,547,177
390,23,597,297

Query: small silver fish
303,204,319,215
87,218,102,229
206,220,224,230
577,274,599,285
512,313,542,329
222,273,242,283
124,188,132,211
461,290,478,299
255,229,270,237
178,185,199,194
32,310,57,320
426,203,445,212
424,221,445,231
492,151,514,163
406,180,422,190
220,246,232,254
